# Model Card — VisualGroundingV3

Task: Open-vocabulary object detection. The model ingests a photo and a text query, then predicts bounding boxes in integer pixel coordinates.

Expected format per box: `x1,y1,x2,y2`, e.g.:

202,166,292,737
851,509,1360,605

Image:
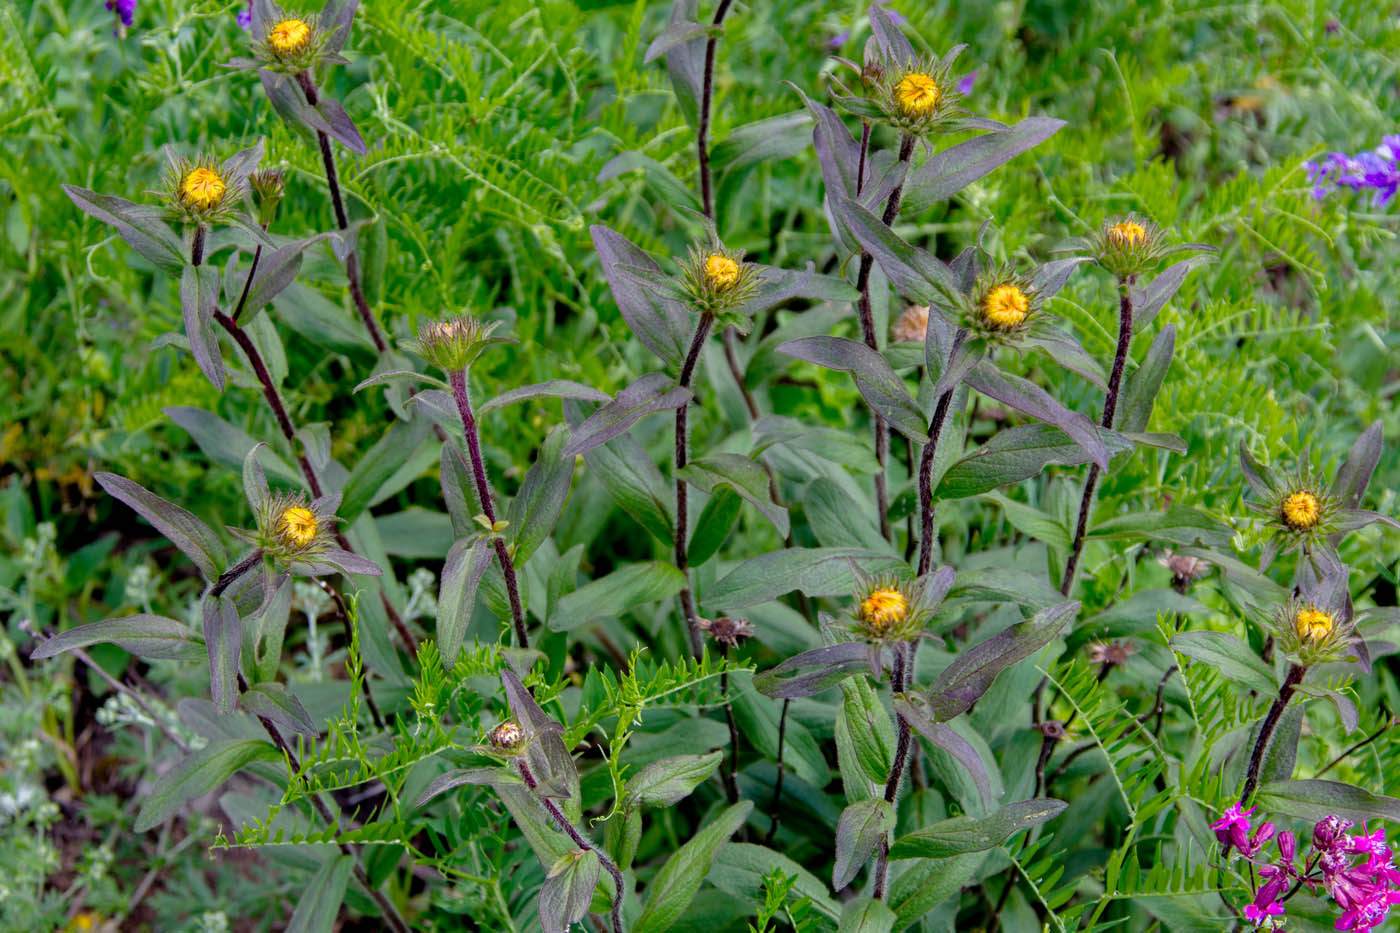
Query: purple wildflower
105,0,135,28
956,68,979,96
237,2,252,30
1305,137,1400,206
1212,803,1256,849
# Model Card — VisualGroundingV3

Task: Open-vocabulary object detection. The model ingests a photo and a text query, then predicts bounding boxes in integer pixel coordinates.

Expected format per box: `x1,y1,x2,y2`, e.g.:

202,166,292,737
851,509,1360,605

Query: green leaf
755,642,871,700
1087,505,1232,548
163,407,302,488
623,751,723,808
838,897,896,933
203,595,242,716
895,698,996,808
833,798,894,890
711,110,813,170
287,855,353,933
1170,631,1279,695
437,538,492,665
730,684,830,786
981,491,1071,552
1118,324,1176,434
180,263,225,390
778,336,928,443
134,739,279,832
571,414,672,545
830,195,959,307
705,843,841,925
679,453,788,538
889,798,1068,859
634,801,752,933
1255,779,1400,825
241,233,337,315
478,379,610,415
937,424,1102,500
924,602,1078,722
805,478,892,554
506,426,575,566
62,185,185,273
339,415,433,523
440,445,483,538
239,682,317,738
94,473,227,581
643,20,716,63
539,848,601,933
29,614,205,663
902,118,1066,212
688,487,742,567
1131,257,1213,329
563,373,691,457
965,363,1112,470
548,562,688,632
708,547,906,610
888,853,984,929
838,677,896,792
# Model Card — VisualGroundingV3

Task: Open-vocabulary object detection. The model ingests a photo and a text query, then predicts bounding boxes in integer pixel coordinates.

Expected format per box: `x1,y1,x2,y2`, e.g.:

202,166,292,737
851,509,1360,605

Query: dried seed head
267,17,312,58
700,615,755,648
894,72,941,118
179,167,227,212
277,506,318,550
1294,606,1335,643
859,587,909,636
1035,720,1067,739
1087,640,1137,667
893,305,930,343
703,254,741,292
488,720,526,753
1158,549,1210,583
980,283,1029,331
1280,490,1321,531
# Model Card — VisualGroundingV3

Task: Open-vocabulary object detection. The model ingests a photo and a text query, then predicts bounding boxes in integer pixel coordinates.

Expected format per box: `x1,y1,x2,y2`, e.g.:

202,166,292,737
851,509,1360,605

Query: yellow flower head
859,587,909,635
488,720,526,753
704,253,741,292
179,167,226,212
1107,220,1148,248
894,72,941,118
267,17,312,58
1294,606,1335,643
981,283,1030,331
277,506,318,549
1281,490,1321,531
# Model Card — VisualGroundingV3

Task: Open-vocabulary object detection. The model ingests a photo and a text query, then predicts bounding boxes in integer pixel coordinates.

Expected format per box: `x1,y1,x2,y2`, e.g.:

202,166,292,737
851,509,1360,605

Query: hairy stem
294,71,386,353
190,225,206,267
873,641,913,900
1239,664,1305,804
448,369,529,649
697,0,736,219
852,132,917,542
675,314,716,657
1061,278,1135,596
915,332,965,575
210,549,265,598
518,760,626,933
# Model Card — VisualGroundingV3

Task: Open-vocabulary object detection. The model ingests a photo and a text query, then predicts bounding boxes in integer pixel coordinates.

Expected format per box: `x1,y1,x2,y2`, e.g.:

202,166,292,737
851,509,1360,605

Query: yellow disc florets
1107,221,1148,248
277,506,318,549
267,17,312,58
179,167,227,211
859,588,909,635
894,72,941,118
1294,606,1335,643
1281,491,1321,531
981,284,1030,331
704,254,741,292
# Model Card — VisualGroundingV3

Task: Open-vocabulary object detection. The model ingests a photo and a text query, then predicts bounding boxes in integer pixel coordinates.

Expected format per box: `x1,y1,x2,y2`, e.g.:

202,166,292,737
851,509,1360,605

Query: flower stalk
1239,664,1306,805
516,759,626,933
676,313,716,657
447,369,529,649
915,330,966,575
1061,277,1135,595
873,639,913,900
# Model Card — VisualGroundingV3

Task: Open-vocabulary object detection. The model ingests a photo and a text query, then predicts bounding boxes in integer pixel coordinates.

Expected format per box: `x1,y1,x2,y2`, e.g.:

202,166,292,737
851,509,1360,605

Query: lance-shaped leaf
778,336,928,442
441,445,483,538
1131,254,1214,330
1256,779,1400,826
894,696,994,808
634,801,752,933
755,642,871,699
438,538,492,665
901,118,1066,213
679,452,789,537
339,414,433,523
840,898,896,933
562,373,691,457
711,110,813,171
134,739,280,832
1170,631,1279,695
1118,324,1176,434
203,595,242,715
567,402,672,543
539,848,601,933
946,567,1066,613
1239,440,1280,499
239,682,317,738
867,3,915,64
506,426,576,565
591,225,692,369
240,232,339,314
733,263,861,321
923,601,1077,721
417,767,517,806
548,562,688,632
287,854,353,933
63,186,186,273
30,614,206,663
315,95,366,154
1087,505,1232,548
318,0,359,54
599,153,700,215
708,547,906,610
831,195,959,307
797,88,864,199
889,798,1067,859
353,369,449,394
95,473,226,581
164,406,302,489
833,798,894,891
180,263,225,390
1332,421,1383,510
660,0,706,127
1021,325,1107,389
622,751,723,808
478,380,610,415
964,362,1112,469
937,423,1106,500
644,19,714,62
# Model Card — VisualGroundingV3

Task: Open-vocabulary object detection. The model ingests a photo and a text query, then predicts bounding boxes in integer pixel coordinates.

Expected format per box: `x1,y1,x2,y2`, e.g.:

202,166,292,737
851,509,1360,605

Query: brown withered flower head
1158,549,1210,591
892,305,930,344
1087,640,1138,668
700,616,755,649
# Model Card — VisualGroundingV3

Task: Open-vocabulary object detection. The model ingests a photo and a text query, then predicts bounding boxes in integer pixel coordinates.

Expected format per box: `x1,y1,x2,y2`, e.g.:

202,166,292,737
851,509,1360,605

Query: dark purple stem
1239,664,1305,804
697,0,735,219
873,641,913,900
676,314,715,657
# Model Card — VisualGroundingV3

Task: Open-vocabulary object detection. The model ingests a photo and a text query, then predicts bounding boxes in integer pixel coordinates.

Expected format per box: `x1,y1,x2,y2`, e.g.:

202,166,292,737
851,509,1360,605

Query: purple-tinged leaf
239,682,317,738
645,19,713,62
417,767,517,806
661,0,706,128
318,0,360,54
902,118,1066,213
95,473,227,580
478,380,610,415
964,362,1112,469
755,642,870,699
1256,779,1400,826
507,426,576,565
1331,421,1384,510
1131,255,1213,329
866,3,915,65
1238,441,1278,499
63,186,186,273
937,424,1101,500
778,336,927,442
894,695,994,808
888,798,1067,859
831,196,959,308
711,110,813,171
590,225,692,368
1119,324,1175,434
30,614,206,663
679,452,789,538
1030,257,1091,298
180,263,226,390
562,373,691,457
316,96,367,154
203,596,242,716
833,798,894,890
1022,325,1107,390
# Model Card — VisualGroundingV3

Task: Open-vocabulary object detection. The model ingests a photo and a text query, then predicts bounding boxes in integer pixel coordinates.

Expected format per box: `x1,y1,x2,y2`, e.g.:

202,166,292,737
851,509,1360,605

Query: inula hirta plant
31,2,1400,931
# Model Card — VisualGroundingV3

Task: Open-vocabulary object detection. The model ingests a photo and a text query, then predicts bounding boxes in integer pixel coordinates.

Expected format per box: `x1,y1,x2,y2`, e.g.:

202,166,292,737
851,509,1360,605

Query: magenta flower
105,0,135,28
1212,803,1256,849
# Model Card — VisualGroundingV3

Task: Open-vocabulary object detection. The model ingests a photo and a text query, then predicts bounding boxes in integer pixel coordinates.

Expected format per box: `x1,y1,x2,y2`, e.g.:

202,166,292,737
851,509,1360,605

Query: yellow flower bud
981,284,1030,331
1294,606,1334,643
277,506,318,549
1107,220,1148,248
267,18,313,58
179,167,227,212
894,72,941,118
859,587,909,635
704,254,741,292
1281,491,1320,531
